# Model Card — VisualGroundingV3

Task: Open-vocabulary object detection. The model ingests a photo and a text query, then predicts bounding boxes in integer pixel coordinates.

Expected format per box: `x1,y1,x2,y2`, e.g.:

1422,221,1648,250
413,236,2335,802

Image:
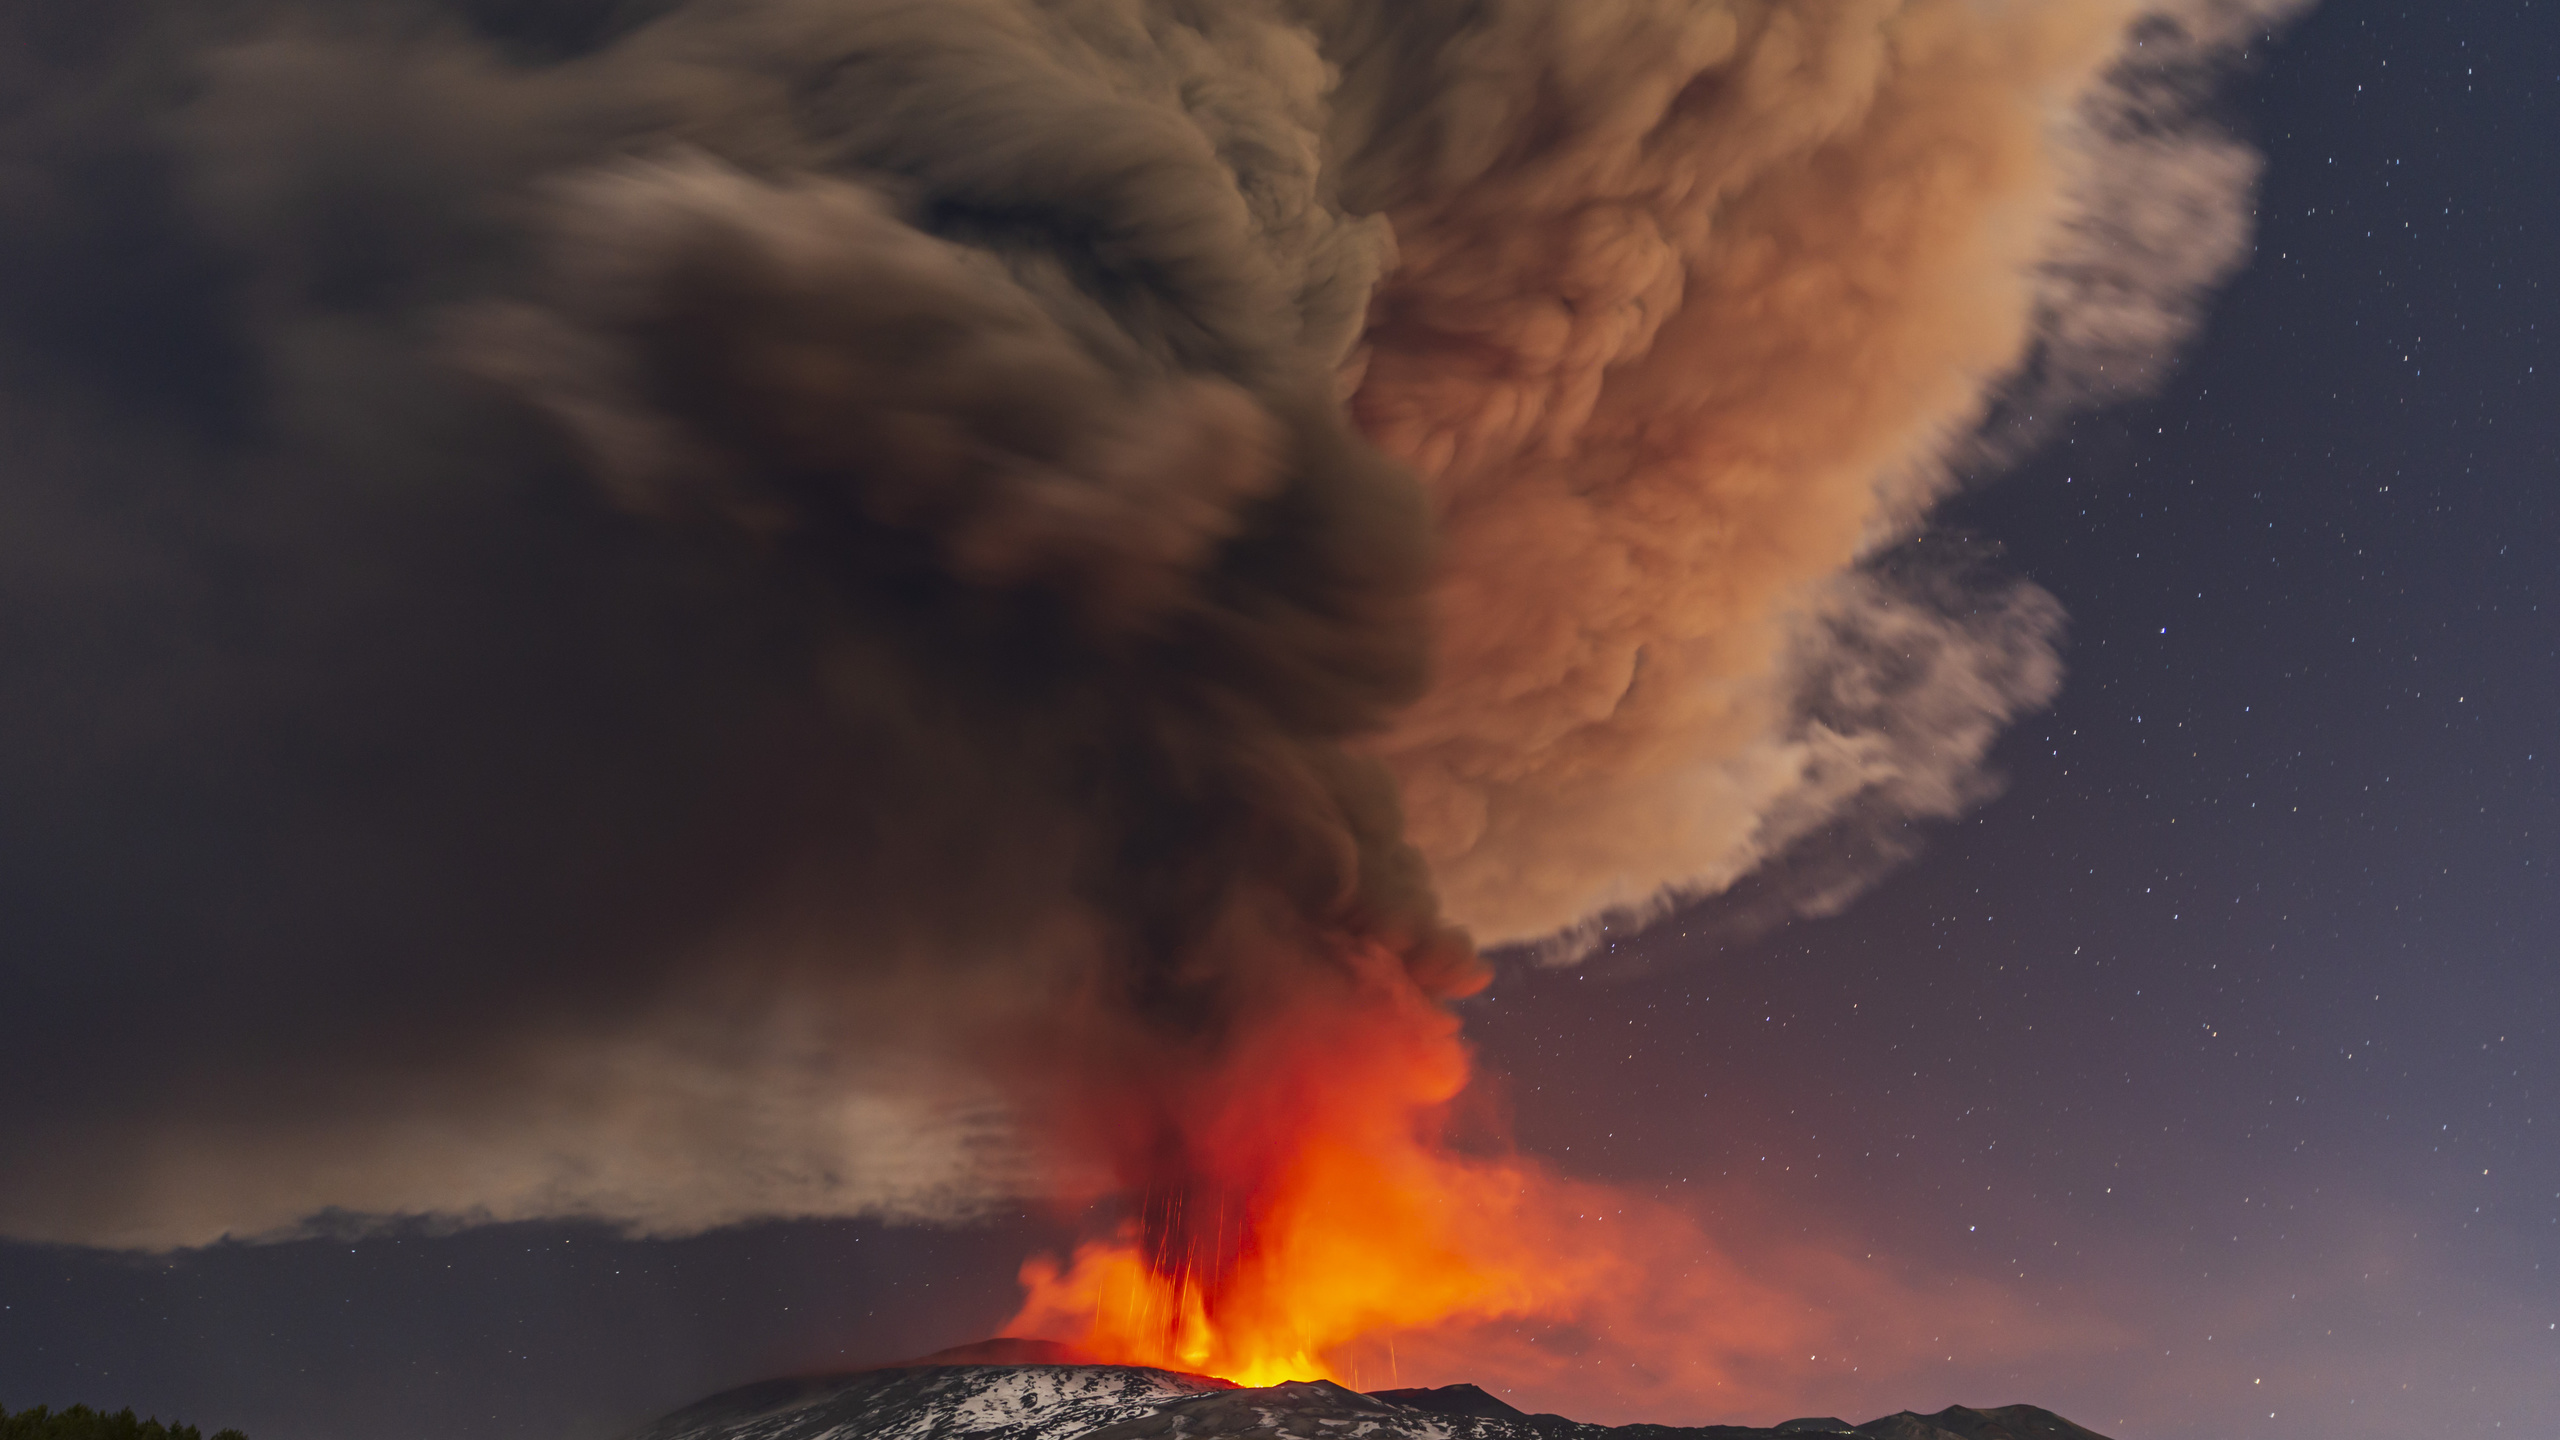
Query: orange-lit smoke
0,11,2301,1367
993,0,2294,1397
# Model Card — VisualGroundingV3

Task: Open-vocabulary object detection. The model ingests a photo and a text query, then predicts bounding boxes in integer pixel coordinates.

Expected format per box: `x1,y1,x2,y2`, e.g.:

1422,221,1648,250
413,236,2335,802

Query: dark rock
1374,1383,1530,1419
1854,1406,2115,1440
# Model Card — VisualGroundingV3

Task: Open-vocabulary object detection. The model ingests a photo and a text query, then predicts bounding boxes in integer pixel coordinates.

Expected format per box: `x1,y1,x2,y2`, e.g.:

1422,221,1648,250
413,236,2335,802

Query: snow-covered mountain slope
627,1363,1230,1440
627,1364,2118,1440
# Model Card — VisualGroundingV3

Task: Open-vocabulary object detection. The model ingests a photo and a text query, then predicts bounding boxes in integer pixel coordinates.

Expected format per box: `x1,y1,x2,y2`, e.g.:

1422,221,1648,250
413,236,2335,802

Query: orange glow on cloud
1000,940,2123,1421
999,941,1793,1402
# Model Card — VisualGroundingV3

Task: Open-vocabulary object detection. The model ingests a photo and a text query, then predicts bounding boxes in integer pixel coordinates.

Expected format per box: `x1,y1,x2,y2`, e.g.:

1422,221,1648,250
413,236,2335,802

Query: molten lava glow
1003,943,1627,1387
999,942,2101,1418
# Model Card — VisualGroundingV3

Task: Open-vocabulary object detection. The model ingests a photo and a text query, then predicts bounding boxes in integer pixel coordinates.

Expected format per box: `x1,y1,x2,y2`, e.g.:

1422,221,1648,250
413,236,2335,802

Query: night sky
4,3,2555,1439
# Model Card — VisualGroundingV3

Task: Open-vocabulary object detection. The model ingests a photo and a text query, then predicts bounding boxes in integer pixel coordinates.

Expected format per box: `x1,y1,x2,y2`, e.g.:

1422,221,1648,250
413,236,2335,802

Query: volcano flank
625,1358,2121,1440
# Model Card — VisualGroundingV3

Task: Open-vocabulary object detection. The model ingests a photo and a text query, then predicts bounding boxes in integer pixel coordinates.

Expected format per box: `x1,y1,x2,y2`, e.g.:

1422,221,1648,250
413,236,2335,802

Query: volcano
623,1352,2121,1440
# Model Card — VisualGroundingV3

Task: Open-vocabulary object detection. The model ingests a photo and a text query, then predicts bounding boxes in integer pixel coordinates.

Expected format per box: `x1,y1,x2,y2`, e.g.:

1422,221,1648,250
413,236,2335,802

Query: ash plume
1337,0,2302,951
0,0,2302,1248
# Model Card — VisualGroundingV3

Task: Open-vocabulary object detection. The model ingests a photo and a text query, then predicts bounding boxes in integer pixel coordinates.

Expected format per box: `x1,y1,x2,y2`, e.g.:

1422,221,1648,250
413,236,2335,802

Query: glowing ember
1003,942,1618,1387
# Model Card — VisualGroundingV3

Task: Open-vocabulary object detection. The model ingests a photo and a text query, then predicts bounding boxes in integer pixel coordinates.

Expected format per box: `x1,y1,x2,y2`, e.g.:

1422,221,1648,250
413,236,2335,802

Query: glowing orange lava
995,939,2064,1423
1002,941,1623,1387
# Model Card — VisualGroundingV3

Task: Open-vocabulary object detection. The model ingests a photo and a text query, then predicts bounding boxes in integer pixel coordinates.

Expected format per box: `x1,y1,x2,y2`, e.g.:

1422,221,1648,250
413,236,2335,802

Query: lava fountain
1003,939,1624,1386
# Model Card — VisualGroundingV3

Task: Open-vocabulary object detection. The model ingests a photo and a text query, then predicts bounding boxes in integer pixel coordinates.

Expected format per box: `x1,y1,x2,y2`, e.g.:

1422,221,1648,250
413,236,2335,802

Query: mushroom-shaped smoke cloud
0,0,2299,1250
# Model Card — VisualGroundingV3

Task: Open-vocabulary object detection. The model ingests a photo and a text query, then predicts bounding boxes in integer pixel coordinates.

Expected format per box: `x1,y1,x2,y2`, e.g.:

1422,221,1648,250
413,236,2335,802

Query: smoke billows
0,0,2299,1251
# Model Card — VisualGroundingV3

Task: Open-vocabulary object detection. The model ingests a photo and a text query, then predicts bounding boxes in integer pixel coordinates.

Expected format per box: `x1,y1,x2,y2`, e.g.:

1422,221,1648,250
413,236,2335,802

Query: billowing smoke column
0,0,2298,1357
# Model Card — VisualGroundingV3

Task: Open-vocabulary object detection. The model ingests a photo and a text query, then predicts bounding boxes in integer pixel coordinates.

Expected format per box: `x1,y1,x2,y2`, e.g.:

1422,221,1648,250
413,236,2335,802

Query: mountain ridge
625,1362,2120,1440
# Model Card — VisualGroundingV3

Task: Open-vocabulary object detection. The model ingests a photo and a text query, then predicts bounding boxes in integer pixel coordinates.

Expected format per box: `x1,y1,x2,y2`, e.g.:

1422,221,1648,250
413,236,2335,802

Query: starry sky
3,3,2554,1438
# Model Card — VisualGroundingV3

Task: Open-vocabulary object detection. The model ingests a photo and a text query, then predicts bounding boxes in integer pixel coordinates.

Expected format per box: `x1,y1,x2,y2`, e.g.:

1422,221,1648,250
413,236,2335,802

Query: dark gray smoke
0,0,1469,1244
0,0,2302,1246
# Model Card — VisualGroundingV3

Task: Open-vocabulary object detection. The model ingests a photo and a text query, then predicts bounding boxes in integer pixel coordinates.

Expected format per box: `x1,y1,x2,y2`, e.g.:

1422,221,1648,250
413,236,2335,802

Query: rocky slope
626,1361,2120,1440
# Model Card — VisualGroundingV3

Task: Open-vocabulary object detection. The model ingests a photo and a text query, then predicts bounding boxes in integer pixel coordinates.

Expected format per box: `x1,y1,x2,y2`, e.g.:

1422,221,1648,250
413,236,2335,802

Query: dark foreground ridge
625,1362,2120,1440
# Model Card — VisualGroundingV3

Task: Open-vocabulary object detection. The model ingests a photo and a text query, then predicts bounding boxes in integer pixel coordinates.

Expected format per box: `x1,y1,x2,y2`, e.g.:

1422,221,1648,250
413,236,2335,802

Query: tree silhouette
0,1401,248,1440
